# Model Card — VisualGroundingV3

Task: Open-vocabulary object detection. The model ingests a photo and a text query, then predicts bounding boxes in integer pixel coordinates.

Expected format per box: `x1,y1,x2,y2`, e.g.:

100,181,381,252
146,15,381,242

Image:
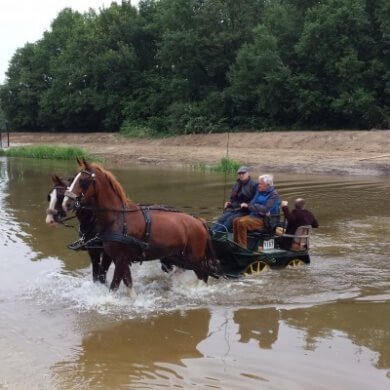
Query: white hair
259,174,274,187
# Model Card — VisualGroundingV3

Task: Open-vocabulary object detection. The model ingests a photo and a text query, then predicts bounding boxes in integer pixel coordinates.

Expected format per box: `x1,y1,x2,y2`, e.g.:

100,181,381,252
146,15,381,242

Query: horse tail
198,218,221,278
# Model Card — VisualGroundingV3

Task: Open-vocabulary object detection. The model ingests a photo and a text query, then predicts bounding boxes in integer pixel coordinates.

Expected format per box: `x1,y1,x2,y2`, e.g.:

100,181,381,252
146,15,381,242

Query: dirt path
7,130,390,176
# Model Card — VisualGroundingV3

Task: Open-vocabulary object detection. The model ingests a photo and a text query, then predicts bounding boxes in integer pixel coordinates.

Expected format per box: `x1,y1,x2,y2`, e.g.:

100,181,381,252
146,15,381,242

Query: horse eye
47,194,51,202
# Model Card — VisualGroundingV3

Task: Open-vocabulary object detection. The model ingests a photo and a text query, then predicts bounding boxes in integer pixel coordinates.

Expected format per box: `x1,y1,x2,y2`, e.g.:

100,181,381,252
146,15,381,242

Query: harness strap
141,207,152,244
99,232,149,251
98,207,152,252
122,204,128,236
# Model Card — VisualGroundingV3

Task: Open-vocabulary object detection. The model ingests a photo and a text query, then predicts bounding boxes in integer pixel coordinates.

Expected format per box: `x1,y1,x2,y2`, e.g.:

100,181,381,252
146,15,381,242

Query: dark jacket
229,177,258,208
248,187,281,218
282,207,319,235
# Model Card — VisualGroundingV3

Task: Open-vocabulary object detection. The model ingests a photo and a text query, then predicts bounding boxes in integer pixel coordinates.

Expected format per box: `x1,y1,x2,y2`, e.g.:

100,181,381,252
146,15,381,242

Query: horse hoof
173,267,185,275
161,263,174,273
98,275,107,284
127,287,137,299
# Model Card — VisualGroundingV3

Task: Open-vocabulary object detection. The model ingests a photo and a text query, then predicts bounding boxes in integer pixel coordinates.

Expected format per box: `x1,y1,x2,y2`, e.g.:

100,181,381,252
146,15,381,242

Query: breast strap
99,206,152,251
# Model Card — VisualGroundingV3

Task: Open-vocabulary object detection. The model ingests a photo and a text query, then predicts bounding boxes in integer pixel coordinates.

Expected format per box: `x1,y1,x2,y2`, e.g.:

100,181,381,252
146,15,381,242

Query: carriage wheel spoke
287,258,306,268
244,261,270,276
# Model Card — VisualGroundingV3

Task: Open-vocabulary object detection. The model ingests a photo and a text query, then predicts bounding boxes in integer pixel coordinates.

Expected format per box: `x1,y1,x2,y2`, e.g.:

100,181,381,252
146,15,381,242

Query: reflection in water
53,310,210,389
234,308,279,349
1,157,390,389
231,301,390,370
282,300,390,370
3,158,90,266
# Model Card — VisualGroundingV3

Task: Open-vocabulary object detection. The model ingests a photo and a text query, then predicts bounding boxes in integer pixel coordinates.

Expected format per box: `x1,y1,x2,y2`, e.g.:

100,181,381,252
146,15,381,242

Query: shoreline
5,130,390,176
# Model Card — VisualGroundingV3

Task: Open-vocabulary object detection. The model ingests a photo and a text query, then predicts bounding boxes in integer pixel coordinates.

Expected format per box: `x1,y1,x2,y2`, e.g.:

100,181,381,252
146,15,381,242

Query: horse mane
89,163,129,205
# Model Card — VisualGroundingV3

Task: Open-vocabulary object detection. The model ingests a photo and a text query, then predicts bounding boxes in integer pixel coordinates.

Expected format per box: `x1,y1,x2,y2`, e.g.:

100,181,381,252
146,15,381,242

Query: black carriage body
211,231,310,278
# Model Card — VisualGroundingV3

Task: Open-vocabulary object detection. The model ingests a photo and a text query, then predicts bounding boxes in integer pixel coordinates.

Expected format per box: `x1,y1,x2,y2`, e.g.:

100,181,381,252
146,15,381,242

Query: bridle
64,169,96,210
46,185,76,226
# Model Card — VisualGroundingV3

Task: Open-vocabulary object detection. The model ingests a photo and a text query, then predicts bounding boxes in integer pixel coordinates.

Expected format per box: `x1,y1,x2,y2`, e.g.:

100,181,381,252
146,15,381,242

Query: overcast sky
0,1,138,84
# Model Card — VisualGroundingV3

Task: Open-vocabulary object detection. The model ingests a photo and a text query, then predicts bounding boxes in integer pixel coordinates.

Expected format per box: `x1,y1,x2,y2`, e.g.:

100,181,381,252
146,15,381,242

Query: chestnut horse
62,159,220,295
46,175,112,283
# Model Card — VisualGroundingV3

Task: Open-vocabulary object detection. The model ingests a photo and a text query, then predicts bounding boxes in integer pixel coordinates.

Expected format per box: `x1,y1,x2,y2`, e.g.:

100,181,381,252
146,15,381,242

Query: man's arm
309,211,319,228
281,201,298,223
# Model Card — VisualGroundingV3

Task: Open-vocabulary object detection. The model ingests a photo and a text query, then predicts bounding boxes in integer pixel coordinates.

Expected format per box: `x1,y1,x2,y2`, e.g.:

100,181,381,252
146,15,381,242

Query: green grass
0,145,99,161
119,121,158,138
191,158,242,173
190,161,207,172
211,157,241,173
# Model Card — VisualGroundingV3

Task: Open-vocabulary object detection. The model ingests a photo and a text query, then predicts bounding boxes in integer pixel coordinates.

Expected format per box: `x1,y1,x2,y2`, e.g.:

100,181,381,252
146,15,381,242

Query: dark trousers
211,209,248,233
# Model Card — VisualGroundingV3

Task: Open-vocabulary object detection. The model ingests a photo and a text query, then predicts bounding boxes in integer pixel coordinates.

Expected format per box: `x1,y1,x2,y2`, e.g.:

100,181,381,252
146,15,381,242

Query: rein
46,207,78,227
59,214,78,228
75,203,183,214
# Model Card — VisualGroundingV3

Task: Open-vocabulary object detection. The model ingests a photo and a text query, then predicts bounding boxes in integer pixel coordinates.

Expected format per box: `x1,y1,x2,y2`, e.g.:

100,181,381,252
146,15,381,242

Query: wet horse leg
88,249,102,283
160,257,174,273
110,257,137,298
110,259,123,291
122,263,137,298
98,252,112,284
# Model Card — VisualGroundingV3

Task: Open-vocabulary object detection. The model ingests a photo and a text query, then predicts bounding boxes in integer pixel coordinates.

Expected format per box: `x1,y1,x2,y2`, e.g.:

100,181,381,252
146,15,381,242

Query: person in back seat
233,174,281,248
280,198,319,250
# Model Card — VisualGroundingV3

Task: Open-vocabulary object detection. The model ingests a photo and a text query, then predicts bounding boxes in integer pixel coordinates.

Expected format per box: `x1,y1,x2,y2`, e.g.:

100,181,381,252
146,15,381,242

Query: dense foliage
0,0,388,133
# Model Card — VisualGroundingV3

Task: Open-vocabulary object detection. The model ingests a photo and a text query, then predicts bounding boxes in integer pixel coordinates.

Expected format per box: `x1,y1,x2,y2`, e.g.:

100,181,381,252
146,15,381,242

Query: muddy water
1,157,390,390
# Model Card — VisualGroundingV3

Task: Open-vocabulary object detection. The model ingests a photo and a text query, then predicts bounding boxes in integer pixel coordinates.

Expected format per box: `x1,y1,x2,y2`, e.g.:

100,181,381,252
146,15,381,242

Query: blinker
78,170,95,192
79,178,90,191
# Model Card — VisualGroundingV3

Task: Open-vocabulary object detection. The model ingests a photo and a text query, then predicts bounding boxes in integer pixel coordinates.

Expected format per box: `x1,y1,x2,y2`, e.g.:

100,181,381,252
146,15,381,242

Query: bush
119,120,157,138
212,157,241,173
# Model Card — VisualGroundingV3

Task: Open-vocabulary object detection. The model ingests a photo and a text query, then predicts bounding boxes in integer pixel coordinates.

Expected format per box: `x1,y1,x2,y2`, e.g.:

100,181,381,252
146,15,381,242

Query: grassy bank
192,157,242,173
0,145,98,160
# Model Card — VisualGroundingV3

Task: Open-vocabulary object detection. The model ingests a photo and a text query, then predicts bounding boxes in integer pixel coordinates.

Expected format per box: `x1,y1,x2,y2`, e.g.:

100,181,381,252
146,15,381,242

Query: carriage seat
282,225,312,251
247,214,284,251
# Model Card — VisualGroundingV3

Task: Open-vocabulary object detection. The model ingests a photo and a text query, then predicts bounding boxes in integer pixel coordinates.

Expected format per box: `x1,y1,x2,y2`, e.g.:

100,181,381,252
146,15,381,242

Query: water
1,157,390,389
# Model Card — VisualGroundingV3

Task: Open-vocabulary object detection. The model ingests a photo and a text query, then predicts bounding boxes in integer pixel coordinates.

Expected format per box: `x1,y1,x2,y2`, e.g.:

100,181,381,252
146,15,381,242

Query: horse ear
76,157,82,167
52,175,62,185
82,157,91,170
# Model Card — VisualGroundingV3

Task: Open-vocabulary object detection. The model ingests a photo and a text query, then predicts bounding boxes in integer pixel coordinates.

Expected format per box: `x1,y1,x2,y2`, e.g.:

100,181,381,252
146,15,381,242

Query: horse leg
160,257,174,273
109,258,136,298
122,265,137,299
194,270,209,283
88,249,101,282
98,252,112,284
110,259,124,291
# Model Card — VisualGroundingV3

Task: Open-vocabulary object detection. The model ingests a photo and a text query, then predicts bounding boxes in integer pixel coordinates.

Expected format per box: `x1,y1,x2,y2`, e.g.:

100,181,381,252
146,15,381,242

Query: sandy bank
6,130,390,176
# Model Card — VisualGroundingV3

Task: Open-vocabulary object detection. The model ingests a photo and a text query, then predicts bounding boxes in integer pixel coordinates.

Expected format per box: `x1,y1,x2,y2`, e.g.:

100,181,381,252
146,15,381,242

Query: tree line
0,0,388,134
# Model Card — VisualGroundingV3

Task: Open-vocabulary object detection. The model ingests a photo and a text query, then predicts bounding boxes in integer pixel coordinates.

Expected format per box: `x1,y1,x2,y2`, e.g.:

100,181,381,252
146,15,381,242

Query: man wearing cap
211,166,258,233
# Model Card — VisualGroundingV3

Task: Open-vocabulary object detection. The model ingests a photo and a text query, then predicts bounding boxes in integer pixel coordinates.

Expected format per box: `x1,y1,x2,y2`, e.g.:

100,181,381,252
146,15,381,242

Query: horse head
63,158,129,213
45,175,69,227
62,158,97,212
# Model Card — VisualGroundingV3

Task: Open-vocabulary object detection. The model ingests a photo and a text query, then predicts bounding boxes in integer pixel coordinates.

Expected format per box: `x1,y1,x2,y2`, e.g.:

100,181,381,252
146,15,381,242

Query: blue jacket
248,187,281,218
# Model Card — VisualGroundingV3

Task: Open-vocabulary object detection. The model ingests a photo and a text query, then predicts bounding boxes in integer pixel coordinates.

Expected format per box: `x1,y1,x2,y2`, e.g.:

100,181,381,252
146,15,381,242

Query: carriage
209,223,312,278
70,217,312,279
47,159,313,293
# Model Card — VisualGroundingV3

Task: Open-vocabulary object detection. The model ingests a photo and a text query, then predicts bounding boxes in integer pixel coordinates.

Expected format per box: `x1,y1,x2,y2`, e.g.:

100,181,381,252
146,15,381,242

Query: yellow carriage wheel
244,261,270,276
287,258,306,268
